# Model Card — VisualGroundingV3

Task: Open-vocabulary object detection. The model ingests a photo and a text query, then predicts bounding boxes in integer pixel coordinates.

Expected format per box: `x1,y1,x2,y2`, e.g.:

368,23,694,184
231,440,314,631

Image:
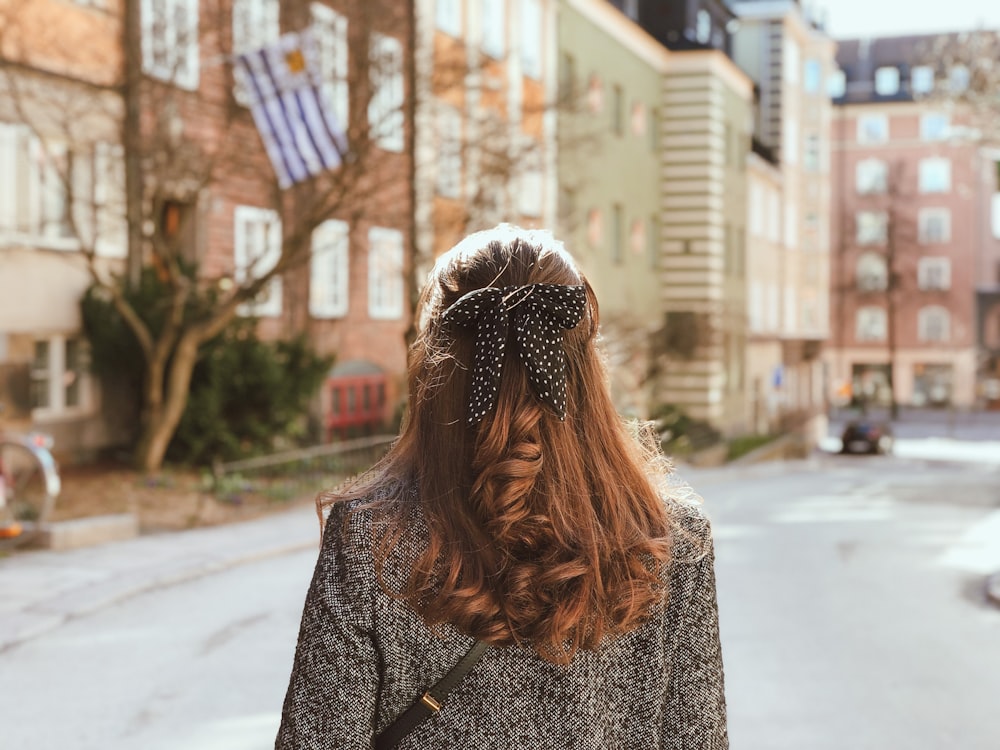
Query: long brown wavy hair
324,225,679,664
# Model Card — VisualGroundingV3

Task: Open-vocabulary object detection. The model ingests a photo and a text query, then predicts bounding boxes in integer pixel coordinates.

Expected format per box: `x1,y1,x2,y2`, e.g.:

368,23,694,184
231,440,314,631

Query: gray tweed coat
275,496,728,749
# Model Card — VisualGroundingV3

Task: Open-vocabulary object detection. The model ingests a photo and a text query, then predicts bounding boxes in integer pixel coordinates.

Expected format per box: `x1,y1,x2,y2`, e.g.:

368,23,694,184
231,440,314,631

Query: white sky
822,0,1000,39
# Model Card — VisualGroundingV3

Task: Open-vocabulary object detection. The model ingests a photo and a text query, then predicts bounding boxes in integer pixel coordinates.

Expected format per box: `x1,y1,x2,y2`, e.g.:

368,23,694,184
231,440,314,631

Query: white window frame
369,33,404,153
911,65,934,95
232,0,281,106
992,193,1000,239
919,158,951,194
856,252,888,291
436,104,462,199
234,205,283,318
520,0,542,80
857,114,889,145
310,219,349,319
918,208,951,244
30,335,93,419
368,226,404,320
949,65,969,92
856,211,888,246
856,158,888,194
482,0,505,59
874,66,900,96
141,0,199,90
827,70,846,98
918,257,951,291
856,307,888,342
312,3,349,135
918,306,950,342
920,112,949,142
435,0,461,37
804,59,822,94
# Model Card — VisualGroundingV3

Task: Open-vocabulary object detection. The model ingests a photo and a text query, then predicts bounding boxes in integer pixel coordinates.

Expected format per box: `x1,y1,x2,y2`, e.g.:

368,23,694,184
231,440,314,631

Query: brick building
0,0,414,461
828,34,987,409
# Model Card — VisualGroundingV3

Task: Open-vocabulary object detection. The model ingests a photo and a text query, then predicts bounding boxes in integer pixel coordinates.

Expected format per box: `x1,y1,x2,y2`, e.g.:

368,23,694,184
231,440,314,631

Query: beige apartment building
731,0,835,442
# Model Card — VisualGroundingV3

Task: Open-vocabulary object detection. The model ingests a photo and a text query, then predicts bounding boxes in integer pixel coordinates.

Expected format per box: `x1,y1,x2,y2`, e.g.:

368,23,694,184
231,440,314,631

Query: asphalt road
2,454,999,749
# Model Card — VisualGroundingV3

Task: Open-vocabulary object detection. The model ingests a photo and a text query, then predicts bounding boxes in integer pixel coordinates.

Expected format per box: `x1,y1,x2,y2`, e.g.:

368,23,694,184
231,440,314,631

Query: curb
987,572,1000,609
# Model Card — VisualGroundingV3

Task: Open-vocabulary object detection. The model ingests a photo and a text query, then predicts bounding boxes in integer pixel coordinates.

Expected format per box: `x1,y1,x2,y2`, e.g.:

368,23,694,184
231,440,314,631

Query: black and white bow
442,283,588,425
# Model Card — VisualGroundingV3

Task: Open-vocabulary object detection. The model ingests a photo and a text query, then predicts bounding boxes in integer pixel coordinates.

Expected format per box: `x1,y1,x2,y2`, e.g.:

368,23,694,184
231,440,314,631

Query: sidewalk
0,505,321,652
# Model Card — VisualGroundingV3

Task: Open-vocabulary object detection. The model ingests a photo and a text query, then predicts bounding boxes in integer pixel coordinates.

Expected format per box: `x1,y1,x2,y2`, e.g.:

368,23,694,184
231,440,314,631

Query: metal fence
210,434,397,504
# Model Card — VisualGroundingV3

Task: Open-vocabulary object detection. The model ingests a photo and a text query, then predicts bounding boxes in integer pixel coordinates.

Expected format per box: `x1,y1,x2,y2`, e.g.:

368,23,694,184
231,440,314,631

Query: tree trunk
133,334,201,472
122,0,144,290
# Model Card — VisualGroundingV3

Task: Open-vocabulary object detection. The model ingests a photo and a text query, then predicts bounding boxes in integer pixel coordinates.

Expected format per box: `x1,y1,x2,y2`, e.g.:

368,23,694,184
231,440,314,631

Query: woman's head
336,225,675,663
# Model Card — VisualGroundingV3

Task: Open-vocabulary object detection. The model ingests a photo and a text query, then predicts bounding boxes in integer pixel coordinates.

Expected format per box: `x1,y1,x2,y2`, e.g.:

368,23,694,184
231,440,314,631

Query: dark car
840,420,894,455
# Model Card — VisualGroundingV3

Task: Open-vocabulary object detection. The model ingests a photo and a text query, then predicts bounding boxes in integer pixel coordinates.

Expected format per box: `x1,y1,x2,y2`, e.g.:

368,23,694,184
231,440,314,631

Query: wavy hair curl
324,225,683,664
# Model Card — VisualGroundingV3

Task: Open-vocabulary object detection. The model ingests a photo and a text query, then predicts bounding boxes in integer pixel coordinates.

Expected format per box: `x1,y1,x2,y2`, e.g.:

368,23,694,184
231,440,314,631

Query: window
435,0,461,37
856,307,887,342
767,190,780,244
611,204,623,264
857,114,889,144
911,65,934,94
918,306,950,342
369,33,404,152
919,208,950,244
368,227,404,319
784,198,798,249
783,115,798,165
611,84,624,135
623,0,639,20
827,69,846,98
232,0,280,105
918,257,951,290
587,208,603,246
631,101,646,136
993,192,1000,239
436,105,462,198
312,4,349,134
804,134,820,172
559,52,576,102
949,65,969,92
856,211,888,245
919,158,951,193
587,74,603,113
856,252,888,291
310,219,349,319
520,0,542,80
804,59,822,93
874,66,900,95
784,285,796,333
0,125,125,253
518,145,543,217
234,205,282,317
482,0,505,59
695,10,711,45
856,158,888,194
30,336,90,415
749,281,763,332
920,112,949,142
749,183,764,237
783,37,800,84
141,0,199,90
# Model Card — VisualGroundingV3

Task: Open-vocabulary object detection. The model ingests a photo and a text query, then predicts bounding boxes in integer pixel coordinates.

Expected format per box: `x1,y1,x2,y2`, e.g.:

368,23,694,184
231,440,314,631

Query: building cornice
665,49,754,99
564,0,670,72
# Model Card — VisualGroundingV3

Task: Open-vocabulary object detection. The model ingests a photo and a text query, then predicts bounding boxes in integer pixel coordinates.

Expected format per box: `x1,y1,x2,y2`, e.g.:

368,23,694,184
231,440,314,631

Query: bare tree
835,159,919,418
0,0,410,470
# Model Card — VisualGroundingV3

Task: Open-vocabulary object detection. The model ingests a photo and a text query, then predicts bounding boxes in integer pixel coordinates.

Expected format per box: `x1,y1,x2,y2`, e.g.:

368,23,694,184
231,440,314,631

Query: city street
1,452,999,749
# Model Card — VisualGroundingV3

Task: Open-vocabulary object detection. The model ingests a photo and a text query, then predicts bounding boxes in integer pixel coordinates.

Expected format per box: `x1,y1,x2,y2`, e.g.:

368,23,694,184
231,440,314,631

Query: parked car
840,420,894,455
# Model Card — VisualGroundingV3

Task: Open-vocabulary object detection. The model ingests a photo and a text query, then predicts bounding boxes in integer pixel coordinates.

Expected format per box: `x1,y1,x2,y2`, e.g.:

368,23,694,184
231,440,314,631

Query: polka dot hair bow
442,283,588,425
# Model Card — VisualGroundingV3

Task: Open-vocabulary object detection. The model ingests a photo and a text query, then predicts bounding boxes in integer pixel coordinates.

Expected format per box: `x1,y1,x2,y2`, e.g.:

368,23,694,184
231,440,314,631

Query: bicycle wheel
0,440,58,548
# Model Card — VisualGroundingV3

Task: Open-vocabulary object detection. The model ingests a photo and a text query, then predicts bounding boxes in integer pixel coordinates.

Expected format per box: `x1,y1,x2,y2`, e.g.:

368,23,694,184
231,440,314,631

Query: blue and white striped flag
234,30,347,188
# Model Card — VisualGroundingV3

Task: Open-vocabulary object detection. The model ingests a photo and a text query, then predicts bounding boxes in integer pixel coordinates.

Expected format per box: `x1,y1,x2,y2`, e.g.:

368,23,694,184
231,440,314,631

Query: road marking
936,510,1000,574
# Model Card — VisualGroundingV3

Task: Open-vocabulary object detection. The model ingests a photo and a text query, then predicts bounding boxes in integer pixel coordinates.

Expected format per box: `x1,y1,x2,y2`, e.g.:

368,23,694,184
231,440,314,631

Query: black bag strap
374,640,489,750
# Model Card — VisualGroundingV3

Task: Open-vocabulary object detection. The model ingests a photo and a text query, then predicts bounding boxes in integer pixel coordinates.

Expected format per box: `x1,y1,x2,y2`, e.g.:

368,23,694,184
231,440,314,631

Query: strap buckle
419,692,442,712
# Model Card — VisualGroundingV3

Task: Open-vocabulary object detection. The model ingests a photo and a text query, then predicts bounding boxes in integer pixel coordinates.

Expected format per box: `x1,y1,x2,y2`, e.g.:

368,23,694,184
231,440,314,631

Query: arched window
856,306,887,342
856,252,888,291
918,306,950,342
